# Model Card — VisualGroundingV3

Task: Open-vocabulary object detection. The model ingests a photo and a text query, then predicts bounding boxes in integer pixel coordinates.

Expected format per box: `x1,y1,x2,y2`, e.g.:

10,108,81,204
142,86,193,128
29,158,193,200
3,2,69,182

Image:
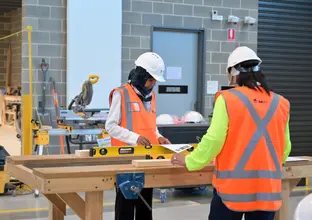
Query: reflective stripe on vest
120,86,133,131
215,89,282,202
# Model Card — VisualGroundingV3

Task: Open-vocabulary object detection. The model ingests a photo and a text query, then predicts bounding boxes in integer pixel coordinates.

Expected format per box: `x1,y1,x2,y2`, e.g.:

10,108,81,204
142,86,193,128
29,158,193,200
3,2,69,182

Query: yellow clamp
31,120,41,131
34,130,49,145
88,74,99,84
58,125,73,132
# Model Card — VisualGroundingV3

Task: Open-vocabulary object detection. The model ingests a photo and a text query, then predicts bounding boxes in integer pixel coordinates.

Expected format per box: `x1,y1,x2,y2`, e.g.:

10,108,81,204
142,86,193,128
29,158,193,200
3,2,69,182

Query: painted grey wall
122,0,259,117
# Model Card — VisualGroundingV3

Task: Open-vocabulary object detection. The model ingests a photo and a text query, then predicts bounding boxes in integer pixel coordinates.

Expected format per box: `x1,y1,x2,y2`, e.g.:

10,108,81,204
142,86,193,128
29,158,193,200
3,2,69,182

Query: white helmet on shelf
156,114,174,125
226,46,262,76
294,193,312,220
135,52,166,82
183,111,204,123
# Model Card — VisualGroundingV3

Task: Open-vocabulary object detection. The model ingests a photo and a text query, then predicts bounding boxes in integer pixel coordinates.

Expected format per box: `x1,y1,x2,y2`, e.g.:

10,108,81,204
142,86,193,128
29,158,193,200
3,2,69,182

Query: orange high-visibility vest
108,83,158,146
212,86,290,212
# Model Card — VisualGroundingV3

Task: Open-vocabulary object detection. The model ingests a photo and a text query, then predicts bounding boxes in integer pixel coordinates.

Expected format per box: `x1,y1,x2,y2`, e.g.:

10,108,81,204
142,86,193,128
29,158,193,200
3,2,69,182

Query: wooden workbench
5,155,312,220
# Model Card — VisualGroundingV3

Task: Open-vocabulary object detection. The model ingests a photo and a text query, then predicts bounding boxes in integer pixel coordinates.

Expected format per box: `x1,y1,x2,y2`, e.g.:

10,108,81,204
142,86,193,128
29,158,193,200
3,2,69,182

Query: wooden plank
58,193,85,219
44,194,66,216
32,163,214,179
41,171,213,194
4,95,21,101
132,159,172,167
31,159,312,181
282,164,312,179
85,191,103,220
144,171,212,188
5,163,43,189
5,43,11,88
6,154,145,166
42,176,115,194
75,150,89,157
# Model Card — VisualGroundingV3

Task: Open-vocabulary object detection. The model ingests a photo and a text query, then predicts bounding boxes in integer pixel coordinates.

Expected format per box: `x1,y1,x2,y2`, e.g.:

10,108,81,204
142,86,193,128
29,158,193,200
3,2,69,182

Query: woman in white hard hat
106,52,171,220
171,46,292,220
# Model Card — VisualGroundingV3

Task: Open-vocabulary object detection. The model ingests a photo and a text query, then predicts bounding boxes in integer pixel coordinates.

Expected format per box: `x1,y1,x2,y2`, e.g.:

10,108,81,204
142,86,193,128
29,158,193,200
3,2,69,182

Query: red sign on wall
227,28,235,41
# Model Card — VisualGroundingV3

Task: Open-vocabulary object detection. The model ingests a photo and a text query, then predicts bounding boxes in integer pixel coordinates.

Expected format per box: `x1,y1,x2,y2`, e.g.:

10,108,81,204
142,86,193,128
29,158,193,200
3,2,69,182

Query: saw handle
88,75,99,84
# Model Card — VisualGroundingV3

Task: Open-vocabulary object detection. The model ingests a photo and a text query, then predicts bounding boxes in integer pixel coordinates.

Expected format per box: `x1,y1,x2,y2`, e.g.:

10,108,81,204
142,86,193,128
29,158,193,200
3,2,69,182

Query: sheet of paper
161,144,193,153
97,137,111,147
207,81,218,94
166,66,182,80
286,156,309,162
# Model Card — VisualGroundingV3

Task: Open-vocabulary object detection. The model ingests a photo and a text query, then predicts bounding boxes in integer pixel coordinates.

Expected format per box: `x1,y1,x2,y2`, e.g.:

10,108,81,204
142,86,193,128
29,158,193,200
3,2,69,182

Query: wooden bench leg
45,194,66,220
48,202,65,220
275,179,300,220
85,191,104,220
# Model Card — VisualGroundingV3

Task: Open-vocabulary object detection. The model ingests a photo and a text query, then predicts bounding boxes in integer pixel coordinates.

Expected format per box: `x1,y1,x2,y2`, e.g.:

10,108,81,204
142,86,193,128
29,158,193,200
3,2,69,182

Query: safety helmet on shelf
135,52,165,82
183,111,204,123
226,46,262,76
156,114,175,125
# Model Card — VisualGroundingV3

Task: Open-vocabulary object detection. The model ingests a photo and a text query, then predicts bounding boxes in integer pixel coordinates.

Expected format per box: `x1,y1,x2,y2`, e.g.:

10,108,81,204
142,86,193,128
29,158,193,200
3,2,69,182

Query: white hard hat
135,52,165,82
227,46,262,75
183,111,204,123
156,114,174,125
294,193,312,220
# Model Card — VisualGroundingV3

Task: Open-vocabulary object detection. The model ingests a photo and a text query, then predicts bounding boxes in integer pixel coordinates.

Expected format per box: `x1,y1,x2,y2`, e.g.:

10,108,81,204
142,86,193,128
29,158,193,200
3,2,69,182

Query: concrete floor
0,187,311,220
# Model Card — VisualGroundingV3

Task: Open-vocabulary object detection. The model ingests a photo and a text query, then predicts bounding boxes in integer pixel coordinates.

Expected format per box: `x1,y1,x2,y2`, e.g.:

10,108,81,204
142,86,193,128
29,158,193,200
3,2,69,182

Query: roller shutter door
258,0,312,156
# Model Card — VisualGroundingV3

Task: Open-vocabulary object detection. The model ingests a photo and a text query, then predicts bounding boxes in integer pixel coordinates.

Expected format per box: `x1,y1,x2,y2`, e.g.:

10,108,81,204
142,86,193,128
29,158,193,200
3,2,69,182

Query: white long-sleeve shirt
105,86,163,145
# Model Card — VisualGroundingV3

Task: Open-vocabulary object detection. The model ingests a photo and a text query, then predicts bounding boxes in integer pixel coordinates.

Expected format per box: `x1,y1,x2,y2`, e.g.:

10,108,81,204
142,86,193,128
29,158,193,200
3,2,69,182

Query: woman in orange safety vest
171,46,291,220
106,52,171,220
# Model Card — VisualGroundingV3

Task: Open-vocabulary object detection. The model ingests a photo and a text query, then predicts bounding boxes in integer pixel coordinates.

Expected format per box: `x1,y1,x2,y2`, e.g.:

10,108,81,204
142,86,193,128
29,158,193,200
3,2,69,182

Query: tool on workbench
37,58,52,126
89,144,197,159
117,172,152,211
68,75,99,114
58,75,109,153
89,144,197,162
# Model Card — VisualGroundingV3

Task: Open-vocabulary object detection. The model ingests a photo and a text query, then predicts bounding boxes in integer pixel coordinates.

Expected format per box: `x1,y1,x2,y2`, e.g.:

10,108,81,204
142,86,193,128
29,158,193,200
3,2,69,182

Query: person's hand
171,153,186,166
137,136,151,146
158,137,171,144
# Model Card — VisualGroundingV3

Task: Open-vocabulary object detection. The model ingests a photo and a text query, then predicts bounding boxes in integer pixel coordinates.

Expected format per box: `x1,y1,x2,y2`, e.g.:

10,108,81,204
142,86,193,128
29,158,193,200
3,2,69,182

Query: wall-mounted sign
227,28,235,41
158,85,188,94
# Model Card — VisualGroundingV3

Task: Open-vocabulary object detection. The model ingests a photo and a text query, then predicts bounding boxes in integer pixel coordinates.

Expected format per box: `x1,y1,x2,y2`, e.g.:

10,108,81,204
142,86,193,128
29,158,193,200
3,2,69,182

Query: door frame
150,26,206,115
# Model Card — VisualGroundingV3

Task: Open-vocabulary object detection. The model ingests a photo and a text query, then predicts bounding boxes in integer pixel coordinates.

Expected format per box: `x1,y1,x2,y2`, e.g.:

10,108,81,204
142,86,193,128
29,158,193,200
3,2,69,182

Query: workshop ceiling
0,0,21,13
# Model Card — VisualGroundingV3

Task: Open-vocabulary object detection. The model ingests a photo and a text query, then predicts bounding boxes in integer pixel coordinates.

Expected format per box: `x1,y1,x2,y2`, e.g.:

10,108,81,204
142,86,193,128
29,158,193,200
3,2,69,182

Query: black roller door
258,0,312,156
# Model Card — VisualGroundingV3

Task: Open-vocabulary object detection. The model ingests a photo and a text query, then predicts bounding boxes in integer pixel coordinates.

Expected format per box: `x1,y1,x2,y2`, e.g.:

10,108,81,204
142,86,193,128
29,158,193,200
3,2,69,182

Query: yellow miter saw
58,74,108,130
67,75,99,117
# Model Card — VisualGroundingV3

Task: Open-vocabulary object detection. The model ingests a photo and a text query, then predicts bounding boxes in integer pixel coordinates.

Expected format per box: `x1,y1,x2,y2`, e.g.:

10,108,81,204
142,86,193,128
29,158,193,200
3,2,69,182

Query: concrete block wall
22,0,67,152
122,0,259,116
22,0,67,111
0,9,22,89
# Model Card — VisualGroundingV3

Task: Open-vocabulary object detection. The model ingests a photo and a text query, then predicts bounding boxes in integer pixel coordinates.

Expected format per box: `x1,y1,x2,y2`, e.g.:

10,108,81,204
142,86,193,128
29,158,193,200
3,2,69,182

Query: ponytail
237,71,271,96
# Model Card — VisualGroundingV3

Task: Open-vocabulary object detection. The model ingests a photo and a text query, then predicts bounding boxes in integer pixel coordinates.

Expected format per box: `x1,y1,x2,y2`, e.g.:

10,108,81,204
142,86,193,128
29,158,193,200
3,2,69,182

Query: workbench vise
117,172,144,199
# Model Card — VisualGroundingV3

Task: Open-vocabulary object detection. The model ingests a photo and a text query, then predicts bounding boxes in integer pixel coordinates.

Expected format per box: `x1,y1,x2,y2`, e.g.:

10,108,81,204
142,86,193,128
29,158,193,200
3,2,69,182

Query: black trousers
115,187,153,220
209,189,276,220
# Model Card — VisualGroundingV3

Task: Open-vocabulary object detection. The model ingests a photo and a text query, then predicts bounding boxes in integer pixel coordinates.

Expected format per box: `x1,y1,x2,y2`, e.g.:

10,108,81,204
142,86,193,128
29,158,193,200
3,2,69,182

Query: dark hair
235,60,271,96
128,69,136,81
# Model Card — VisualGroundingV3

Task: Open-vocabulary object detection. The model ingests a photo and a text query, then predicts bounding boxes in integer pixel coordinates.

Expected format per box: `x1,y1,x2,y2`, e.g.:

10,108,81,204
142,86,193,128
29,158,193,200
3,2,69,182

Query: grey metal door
152,30,199,117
